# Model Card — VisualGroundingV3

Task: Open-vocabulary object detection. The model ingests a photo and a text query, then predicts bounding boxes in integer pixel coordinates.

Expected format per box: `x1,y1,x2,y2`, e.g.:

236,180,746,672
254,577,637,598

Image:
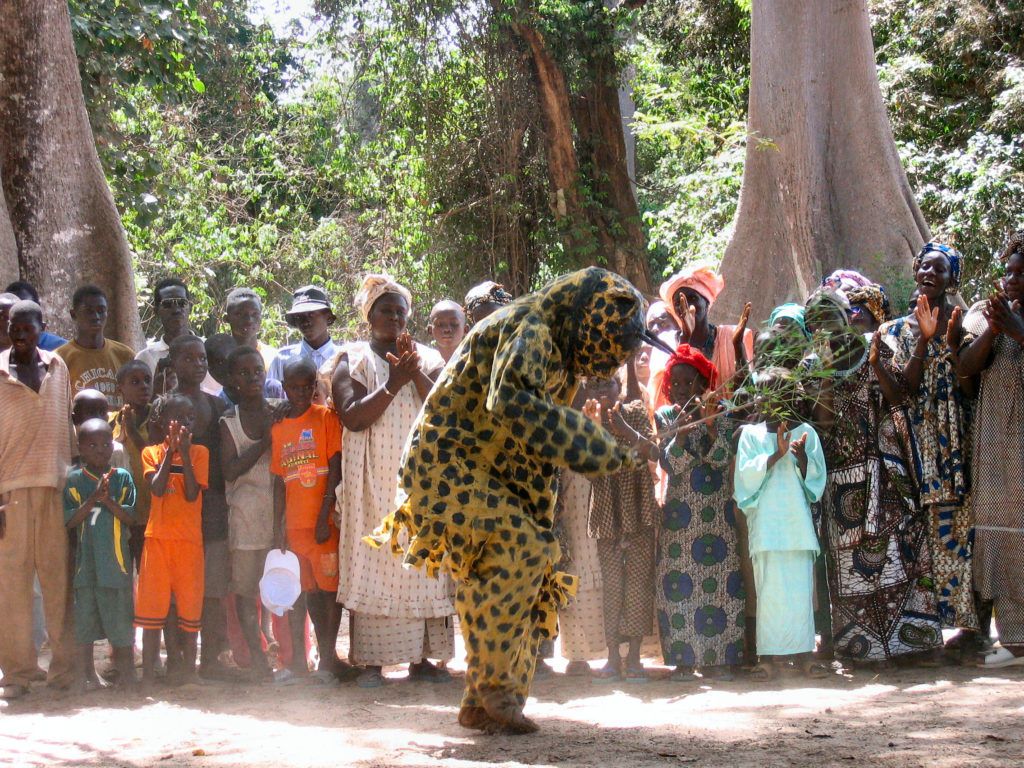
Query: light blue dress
734,422,826,656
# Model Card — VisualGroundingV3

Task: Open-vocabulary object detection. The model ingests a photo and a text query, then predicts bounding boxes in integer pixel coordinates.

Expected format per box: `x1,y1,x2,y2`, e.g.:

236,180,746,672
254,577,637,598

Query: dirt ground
4,649,1024,768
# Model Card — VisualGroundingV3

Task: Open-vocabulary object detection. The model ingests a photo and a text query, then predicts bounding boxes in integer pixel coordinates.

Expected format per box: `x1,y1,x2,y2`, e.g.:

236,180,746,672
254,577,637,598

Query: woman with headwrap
649,266,753,406
957,230,1024,667
811,284,943,666
845,284,890,335
328,274,455,687
371,267,667,733
463,280,515,326
877,245,978,642
653,345,747,680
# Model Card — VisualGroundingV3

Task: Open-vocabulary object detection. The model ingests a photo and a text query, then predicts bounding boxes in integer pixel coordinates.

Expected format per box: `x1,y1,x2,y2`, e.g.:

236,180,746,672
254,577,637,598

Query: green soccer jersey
63,467,137,589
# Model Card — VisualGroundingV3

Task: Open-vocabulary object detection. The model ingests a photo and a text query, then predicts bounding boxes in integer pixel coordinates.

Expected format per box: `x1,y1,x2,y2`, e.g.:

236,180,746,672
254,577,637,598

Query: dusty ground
3,652,1024,768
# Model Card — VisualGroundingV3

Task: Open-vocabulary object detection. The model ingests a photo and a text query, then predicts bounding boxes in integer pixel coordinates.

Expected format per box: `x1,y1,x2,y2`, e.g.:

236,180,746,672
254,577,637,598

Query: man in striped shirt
0,300,76,700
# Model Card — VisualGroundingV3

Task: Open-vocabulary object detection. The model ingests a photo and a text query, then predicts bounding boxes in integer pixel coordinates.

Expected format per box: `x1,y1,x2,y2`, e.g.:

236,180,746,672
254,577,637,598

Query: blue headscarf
768,303,809,336
914,242,961,291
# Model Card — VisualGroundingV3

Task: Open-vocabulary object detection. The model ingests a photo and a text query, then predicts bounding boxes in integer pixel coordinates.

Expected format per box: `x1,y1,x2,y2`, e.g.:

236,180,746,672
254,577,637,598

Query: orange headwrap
659,344,719,406
659,267,725,328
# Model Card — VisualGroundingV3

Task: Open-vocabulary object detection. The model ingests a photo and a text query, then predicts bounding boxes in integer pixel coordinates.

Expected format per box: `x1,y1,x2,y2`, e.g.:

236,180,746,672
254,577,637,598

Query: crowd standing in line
1,231,1023,734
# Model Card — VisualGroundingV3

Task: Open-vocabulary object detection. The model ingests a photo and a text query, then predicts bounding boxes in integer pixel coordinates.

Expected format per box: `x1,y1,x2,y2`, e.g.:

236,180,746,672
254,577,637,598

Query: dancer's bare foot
482,690,540,735
457,705,497,731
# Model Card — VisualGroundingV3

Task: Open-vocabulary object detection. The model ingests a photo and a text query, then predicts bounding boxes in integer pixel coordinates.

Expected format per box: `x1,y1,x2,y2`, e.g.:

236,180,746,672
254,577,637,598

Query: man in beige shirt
0,300,76,699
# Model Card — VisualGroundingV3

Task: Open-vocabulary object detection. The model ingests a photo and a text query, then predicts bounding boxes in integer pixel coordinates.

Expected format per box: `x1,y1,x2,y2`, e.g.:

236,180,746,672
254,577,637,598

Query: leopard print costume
370,267,650,732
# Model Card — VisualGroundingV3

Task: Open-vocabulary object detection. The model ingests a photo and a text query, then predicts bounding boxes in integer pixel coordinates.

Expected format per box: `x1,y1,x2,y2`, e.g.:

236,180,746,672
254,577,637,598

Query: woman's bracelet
382,383,397,397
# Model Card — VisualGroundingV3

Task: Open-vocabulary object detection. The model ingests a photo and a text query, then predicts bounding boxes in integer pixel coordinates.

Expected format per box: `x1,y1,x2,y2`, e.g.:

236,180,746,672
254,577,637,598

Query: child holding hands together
64,419,137,691
733,368,827,680
135,394,209,688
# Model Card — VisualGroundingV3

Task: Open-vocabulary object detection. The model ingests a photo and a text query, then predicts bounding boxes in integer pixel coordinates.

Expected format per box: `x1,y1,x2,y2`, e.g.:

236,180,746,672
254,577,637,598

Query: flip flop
591,666,621,684
625,666,649,684
982,646,1024,669
356,670,385,688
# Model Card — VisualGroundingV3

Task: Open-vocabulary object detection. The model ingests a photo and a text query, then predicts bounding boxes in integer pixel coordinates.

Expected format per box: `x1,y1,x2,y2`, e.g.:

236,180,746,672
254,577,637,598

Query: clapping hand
582,398,602,422
946,306,963,354
385,333,420,391
732,303,752,348
915,294,940,340
166,420,180,453
177,424,192,453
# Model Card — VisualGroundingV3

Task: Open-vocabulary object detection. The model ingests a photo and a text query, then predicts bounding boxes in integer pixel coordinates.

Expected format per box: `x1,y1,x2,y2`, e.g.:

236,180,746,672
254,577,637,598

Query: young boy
271,357,342,682
72,388,130,471
207,332,283,405
167,335,234,680
220,346,281,680
56,285,135,407
426,300,467,363
135,394,209,688
733,367,828,680
268,286,339,383
64,418,137,691
223,287,277,372
5,281,67,351
112,360,154,570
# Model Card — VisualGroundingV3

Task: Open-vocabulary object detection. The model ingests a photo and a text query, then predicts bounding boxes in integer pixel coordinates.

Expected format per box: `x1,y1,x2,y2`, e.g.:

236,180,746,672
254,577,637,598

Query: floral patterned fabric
655,411,745,668
879,317,977,629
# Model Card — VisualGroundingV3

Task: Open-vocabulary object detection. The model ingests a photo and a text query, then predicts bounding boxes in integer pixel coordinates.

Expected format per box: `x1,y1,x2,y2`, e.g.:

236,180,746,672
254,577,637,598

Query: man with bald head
0,300,76,699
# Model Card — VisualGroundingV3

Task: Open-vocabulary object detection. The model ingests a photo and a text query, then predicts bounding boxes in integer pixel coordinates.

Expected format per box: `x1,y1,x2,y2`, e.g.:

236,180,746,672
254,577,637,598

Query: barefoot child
271,357,342,682
733,367,827,680
219,346,281,680
135,394,209,688
64,419,137,690
582,365,659,683
112,360,153,570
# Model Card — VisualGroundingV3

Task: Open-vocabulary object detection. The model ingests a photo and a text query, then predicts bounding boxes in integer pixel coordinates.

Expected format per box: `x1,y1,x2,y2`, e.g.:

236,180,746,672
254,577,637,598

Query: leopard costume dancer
371,267,668,733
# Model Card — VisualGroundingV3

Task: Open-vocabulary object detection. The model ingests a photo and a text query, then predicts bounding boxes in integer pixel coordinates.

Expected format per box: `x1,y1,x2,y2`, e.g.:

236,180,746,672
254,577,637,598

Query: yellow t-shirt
56,339,135,407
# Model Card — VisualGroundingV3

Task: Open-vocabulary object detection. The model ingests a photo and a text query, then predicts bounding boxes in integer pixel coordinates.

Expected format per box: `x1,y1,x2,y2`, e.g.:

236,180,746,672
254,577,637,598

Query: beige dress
556,470,606,661
336,341,455,666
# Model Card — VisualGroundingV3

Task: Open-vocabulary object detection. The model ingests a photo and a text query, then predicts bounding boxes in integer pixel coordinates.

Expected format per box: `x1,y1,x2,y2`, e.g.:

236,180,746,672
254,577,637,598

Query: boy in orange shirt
135,393,209,689
271,357,342,682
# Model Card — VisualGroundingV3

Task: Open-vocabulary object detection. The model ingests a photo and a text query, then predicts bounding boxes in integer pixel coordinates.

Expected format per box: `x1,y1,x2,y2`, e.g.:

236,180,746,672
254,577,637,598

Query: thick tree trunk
510,4,651,295
0,0,141,346
714,0,929,323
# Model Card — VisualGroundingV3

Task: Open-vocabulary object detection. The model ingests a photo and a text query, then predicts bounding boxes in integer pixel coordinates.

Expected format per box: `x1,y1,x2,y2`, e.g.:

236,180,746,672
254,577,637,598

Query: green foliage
66,0,1024,338
872,0,1024,303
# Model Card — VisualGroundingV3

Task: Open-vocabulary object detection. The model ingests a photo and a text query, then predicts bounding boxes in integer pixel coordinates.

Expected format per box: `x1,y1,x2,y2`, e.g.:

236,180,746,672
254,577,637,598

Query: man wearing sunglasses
135,278,217,397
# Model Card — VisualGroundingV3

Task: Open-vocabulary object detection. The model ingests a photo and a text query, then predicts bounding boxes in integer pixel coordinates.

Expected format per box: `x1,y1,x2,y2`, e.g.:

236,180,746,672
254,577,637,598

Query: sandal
356,669,385,688
982,645,1024,669
591,665,621,683
624,664,649,684
669,666,694,683
748,663,776,682
802,660,831,679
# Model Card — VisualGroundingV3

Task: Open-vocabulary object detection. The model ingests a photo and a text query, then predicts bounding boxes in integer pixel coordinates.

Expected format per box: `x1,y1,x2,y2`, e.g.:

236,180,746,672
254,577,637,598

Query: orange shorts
287,527,339,593
135,538,205,632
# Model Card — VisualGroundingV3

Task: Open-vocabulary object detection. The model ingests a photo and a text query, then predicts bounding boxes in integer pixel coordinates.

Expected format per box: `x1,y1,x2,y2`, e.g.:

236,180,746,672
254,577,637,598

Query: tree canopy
66,0,1023,340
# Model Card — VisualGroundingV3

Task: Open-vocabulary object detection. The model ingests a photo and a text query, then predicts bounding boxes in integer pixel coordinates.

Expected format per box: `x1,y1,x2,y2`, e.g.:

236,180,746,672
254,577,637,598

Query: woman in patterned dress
877,245,979,641
654,345,745,680
329,275,455,687
958,230,1024,667
809,288,943,666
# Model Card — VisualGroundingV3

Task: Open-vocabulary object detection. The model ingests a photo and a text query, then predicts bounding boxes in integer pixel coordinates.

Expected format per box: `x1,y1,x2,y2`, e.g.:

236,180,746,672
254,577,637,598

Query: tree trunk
713,0,929,323
0,0,141,346
510,4,652,295
0,170,18,283
576,46,652,294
